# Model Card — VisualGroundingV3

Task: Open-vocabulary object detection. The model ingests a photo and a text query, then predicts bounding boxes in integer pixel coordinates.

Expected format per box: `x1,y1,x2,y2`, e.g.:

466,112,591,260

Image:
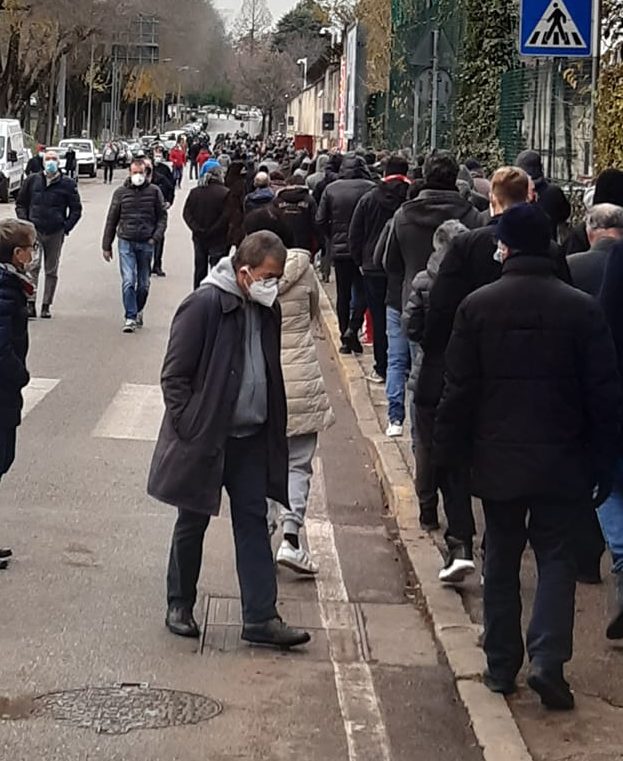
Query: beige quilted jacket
278,249,336,437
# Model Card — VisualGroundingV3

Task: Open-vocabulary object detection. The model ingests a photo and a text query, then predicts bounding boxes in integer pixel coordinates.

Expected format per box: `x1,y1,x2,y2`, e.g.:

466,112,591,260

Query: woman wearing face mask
148,231,311,649
0,220,37,569
243,207,335,575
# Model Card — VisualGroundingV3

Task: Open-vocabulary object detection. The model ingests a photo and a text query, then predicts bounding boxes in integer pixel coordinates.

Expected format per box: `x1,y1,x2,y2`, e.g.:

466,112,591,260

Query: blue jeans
385,306,411,424
119,239,153,320
598,456,623,573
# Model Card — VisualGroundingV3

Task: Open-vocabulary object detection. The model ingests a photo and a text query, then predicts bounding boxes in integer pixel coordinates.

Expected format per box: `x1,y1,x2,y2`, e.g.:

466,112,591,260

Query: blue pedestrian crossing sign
520,0,594,58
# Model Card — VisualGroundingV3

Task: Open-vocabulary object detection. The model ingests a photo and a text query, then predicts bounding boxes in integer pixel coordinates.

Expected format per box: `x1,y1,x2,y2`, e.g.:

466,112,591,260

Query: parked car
0,119,27,203
58,138,97,177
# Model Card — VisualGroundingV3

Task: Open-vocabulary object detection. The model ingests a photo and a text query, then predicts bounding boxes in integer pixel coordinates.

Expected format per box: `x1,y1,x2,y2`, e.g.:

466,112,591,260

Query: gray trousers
268,432,318,536
30,230,65,305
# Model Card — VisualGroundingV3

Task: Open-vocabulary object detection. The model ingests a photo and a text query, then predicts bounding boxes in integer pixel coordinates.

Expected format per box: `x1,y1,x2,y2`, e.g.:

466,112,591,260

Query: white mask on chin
243,268,279,307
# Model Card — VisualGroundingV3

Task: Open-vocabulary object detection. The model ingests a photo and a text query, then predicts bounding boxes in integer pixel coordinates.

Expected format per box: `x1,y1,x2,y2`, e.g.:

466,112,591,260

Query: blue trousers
119,239,153,320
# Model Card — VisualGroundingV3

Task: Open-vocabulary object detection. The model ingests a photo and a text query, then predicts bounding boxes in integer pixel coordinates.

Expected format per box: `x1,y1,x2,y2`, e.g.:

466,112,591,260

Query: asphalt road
0,173,483,760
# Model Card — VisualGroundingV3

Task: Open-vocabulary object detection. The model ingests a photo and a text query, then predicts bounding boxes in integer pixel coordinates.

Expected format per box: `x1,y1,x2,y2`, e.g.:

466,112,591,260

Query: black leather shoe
343,328,363,354
419,509,440,532
41,304,51,319
527,664,574,710
165,606,200,638
27,302,36,319
0,548,12,559
607,572,623,639
339,344,352,355
483,670,517,696
241,616,311,649
152,267,166,277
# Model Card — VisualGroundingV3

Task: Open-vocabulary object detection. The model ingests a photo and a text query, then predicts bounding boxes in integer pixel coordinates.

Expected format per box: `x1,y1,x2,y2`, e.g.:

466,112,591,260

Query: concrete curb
318,285,533,761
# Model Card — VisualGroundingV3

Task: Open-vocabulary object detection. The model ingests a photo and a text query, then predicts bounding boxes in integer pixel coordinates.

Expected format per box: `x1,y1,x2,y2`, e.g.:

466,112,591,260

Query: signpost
520,0,594,58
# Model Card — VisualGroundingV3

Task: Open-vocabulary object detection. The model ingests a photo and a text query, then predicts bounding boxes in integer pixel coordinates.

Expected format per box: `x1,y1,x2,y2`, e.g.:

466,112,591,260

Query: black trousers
193,236,227,290
0,427,16,478
153,236,165,272
363,274,388,377
190,160,199,180
482,498,579,681
333,258,366,339
166,432,278,624
103,161,115,183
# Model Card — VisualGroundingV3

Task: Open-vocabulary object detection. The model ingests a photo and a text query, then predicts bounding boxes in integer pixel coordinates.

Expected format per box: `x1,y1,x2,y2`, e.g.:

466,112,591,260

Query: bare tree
233,0,273,50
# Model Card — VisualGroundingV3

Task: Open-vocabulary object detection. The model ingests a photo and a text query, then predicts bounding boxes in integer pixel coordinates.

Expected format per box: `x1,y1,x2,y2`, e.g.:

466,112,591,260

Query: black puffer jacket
273,186,319,253
349,179,410,274
384,188,482,308
183,182,231,248
102,179,167,250
316,156,376,261
0,268,30,429
16,173,82,236
435,254,621,502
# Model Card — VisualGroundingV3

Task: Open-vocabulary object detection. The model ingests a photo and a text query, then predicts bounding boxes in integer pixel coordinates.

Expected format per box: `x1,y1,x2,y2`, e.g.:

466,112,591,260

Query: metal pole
150,95,154,133
162,88,166,130
46,56,57,146
57,54,67,141
589,0,602,175
177,81,181,123
86,42,95,137
134,69,140,136
412,87,420,158
430,28,439,150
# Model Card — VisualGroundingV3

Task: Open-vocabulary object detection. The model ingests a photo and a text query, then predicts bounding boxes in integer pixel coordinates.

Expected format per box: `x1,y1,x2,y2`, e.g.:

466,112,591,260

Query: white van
0,119,26,203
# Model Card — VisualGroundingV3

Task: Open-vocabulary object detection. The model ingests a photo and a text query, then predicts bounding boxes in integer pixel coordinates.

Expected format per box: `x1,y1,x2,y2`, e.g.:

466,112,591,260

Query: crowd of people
3,123,623,710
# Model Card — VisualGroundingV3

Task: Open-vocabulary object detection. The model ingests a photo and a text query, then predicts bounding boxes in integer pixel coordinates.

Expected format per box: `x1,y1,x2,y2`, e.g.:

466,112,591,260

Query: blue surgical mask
45,160,58,175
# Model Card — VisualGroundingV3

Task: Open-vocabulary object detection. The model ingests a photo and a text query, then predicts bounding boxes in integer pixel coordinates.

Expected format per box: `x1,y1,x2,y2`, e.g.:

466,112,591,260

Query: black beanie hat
594,168,623,207
516,150,544,182
497,203,551,254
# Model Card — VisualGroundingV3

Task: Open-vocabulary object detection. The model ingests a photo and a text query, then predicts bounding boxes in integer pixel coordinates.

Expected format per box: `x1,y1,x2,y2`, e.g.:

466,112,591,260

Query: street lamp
297,58,308,90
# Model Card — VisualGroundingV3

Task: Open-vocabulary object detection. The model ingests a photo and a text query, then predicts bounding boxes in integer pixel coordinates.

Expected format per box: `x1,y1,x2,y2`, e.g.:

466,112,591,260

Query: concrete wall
286,65,342,152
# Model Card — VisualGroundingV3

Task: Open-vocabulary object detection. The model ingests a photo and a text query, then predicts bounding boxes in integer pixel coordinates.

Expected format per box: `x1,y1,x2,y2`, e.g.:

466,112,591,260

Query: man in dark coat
349,155,410,382
316,154,375,353
147,232,311,650
567,203,623,296
150,152,176,277
101,160,167,333
516,149,570,240
183,164,232,289
272,177,319,254
244,172,275,215
64,145,77,181
16,148,82,319
0,219,35,568
564,168,623,255
435,203,620,709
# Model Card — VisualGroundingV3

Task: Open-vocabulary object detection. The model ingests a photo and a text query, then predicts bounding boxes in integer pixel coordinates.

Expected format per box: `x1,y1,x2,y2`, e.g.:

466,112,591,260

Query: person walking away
148,231,311,649
316,154,376,354
101,160,168,333
0,219,36,569
169,142,186,188
597,241,623,639
197,145,211,171
383,151,481,437
244,172,275,215
244,207,335,573
402,220,468,532
188,140,201,180
564,169,623,255
183,164,231,289
273,177,319,254
225,160,246,249
25,146,44,176
102,142,118,184
64,145,77,182
306,154,329,194
349,155,411,385
150,151,176,277
16,149,82,319
516,149,570,240
567,203,623,296
435,203,620,709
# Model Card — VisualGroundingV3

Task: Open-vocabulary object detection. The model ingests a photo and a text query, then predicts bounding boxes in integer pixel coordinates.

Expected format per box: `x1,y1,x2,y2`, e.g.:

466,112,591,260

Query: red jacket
169,146,186,169
197,149,211,167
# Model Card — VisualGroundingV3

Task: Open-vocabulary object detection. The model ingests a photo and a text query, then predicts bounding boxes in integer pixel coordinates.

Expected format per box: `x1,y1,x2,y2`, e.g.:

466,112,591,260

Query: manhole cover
29,684,222,734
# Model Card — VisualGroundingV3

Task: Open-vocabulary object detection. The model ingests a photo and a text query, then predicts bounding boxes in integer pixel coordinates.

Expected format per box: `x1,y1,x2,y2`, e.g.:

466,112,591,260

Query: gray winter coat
102,178,167,250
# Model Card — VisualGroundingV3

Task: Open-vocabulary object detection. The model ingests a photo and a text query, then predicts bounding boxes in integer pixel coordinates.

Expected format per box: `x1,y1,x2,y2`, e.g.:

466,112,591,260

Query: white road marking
92,383,164,441
22,378,60,418
306,457,392,761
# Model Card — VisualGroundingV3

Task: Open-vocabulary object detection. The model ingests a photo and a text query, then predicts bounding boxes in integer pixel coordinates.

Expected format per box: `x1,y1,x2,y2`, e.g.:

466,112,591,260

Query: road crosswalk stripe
307,457,392,761
93,383,164,441
22,378,60,419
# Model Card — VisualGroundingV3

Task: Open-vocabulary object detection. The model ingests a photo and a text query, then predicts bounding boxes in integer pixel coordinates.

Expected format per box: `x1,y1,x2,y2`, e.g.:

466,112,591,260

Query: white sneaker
276,540,319,576
367,370,385,385
122,319,137,333
438,557,476,584
386,422,403,437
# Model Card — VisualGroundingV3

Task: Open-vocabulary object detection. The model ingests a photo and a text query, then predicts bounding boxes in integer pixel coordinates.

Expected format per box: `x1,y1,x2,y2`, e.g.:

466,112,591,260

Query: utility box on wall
322,112,335,131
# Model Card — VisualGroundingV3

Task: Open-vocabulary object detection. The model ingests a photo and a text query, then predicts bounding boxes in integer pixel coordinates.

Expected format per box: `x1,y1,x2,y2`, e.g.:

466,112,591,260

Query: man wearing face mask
149,152,175,277
148,232,311,650
101,160,167,333
16,149,82,319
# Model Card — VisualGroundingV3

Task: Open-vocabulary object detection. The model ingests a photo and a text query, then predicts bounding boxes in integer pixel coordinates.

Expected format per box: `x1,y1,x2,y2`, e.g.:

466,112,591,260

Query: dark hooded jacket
273,185,319,253
564,168,623,256
313,154,342,205
16,172,82,236
435,253,620,503
349,178,411,275
384,188,482,308
516,150,571,238
0,267,30,432
316,156,376,261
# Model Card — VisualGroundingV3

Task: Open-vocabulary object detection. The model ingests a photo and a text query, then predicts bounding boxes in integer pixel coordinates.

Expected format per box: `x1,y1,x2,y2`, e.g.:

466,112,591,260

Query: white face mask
244,268,279,307
131,173,146,187
493,246,504,263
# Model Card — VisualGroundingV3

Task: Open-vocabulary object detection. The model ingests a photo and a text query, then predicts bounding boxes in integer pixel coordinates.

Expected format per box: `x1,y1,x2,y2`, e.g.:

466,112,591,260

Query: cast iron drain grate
29,683,222,735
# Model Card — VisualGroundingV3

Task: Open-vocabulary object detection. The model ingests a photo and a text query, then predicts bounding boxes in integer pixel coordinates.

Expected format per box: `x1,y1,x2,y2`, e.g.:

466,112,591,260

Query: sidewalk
319,280,623,761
